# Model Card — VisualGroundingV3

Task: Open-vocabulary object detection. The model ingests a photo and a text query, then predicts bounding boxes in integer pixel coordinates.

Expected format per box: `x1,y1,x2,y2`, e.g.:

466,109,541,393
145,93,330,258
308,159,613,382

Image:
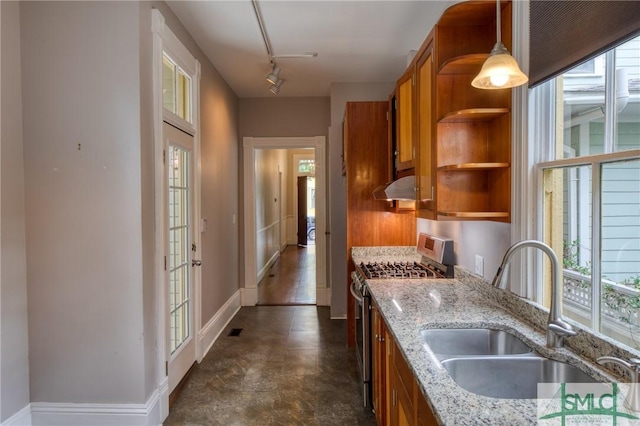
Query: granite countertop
352,246,619,425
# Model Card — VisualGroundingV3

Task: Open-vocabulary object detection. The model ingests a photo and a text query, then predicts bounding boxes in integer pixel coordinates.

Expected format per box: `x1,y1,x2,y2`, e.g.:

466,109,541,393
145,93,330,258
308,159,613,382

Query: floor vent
228,328,243,337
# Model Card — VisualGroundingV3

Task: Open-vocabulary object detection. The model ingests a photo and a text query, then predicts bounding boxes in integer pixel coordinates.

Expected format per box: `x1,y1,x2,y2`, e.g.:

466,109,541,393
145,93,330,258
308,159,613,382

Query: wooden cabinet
372,299,438,426
434,0,512,222
412,0,513,222
415,41,436,219
344,102,416,347
395,68,416,172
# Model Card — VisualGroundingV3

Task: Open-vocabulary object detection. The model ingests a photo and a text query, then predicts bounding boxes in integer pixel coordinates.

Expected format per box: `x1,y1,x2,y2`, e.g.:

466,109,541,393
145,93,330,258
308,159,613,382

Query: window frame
523,22,640,340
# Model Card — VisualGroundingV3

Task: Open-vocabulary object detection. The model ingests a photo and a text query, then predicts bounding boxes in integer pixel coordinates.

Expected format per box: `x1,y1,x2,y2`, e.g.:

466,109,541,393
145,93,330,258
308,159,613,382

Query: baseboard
330,315,347,320
256,250,279,284
30,385,164,426
2,404,32,426
198,290,241,360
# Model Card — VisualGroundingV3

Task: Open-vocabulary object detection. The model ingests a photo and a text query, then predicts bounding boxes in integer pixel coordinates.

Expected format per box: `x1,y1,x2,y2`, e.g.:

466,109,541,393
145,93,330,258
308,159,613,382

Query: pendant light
471,0,528,89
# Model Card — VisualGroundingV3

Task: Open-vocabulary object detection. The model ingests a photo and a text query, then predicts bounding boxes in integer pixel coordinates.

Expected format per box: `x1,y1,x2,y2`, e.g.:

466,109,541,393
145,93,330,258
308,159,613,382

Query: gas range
356,233,455,281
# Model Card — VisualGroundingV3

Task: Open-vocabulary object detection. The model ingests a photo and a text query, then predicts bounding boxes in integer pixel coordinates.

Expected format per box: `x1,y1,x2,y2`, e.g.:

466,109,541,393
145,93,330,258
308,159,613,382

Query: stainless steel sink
441,356,598,399
421,328,532,357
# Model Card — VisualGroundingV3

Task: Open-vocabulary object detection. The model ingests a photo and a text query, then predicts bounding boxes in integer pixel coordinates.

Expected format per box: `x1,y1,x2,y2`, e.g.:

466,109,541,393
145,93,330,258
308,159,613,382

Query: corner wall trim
2,404,32,426
197,290,241,361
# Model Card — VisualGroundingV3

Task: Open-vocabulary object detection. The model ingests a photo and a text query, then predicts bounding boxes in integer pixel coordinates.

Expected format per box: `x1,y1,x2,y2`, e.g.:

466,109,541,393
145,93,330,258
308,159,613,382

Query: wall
0,1,31,422
254,149,287,280
21,1,147,403
152,1,241,337
328,82,394,318
416,219,511,282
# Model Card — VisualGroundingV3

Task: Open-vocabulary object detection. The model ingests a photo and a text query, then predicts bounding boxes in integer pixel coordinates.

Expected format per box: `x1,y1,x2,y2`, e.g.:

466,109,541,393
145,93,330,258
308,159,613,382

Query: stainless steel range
350,233,454,410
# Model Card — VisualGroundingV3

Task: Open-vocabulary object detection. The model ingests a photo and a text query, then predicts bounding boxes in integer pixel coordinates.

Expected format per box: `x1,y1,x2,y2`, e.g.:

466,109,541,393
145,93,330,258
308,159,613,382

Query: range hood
373,175,416,201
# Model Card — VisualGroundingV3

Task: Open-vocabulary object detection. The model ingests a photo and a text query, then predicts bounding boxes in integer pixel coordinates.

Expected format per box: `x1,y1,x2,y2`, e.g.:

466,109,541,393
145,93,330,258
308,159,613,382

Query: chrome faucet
597,356,640,411
492,240,577,348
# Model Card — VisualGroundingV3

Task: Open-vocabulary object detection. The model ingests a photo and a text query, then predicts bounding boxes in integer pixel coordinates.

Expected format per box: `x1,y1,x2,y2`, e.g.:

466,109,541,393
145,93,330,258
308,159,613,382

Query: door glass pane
600,159,640,347
168,145,191,354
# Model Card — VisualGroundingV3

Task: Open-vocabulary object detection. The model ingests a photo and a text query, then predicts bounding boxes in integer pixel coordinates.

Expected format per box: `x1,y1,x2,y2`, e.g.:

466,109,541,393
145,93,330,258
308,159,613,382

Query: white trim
151,9,201,419
197,290,241,361
330,315,347,320
509,0,531,298
242,137,328,307
1,405,32,426
240,287,258,306
29,386,165,426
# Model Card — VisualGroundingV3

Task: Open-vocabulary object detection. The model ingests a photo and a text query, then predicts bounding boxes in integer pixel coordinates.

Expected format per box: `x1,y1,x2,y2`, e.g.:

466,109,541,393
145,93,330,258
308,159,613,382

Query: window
162,53,192,123
531,36,640,347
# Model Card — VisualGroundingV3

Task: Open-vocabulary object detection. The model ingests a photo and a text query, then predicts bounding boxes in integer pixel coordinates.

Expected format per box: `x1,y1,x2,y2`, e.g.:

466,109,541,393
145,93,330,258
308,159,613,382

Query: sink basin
421,328,532,357
441,356,598,399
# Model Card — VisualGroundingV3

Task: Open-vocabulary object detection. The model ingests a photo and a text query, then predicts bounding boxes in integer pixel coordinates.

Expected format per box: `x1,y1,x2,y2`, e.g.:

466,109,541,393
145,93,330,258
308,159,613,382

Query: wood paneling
345,102,416,347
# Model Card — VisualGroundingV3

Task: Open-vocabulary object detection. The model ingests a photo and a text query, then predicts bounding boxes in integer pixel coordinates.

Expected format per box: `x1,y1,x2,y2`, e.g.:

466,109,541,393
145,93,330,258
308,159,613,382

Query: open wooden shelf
438,54,488,75
437,211,510,219
438,108,510,123
437,162,509,171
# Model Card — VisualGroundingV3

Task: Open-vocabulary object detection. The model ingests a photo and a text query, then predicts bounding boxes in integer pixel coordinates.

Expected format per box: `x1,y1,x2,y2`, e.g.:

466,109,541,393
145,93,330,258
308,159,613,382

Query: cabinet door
416,391,438,426
395,68,415,171
415,46,435,219
371,304,385,424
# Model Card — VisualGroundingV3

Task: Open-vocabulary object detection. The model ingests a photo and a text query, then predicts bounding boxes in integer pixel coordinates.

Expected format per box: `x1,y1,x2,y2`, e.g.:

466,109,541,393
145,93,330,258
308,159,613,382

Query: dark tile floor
258,245,316,305
164,306,376,425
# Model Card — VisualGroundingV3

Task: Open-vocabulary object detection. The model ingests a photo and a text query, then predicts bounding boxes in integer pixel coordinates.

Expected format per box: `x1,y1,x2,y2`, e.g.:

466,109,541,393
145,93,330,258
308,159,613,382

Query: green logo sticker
538,383,640,425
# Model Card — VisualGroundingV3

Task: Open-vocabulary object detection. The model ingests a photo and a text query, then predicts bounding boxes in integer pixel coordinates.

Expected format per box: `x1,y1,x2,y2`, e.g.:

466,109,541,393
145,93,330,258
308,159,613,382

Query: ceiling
166,1,454,98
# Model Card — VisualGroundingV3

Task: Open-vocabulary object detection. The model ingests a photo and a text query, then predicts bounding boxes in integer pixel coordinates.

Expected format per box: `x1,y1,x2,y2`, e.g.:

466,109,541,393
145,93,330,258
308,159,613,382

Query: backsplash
456,266,640,380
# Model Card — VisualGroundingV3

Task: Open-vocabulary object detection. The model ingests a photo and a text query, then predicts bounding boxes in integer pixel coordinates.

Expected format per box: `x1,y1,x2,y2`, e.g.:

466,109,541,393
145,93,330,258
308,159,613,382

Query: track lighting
269,79,283,95
265,66,281,85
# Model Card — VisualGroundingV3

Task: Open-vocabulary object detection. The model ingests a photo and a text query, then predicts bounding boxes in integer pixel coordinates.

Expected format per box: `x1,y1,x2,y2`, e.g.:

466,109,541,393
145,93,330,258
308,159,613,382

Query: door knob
192,259,202,267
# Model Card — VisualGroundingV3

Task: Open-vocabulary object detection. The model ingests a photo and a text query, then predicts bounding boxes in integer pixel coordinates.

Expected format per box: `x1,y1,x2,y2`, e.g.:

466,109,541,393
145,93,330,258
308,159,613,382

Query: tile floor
165,306,377,425
258,245,316,305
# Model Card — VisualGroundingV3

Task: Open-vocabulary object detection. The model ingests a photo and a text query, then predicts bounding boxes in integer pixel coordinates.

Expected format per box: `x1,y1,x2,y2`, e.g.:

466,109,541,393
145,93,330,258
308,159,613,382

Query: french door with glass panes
164,122,198,393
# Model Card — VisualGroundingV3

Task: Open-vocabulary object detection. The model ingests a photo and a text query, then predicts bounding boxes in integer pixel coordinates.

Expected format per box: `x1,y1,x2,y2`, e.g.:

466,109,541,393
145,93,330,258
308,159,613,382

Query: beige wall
21,1,148,403
11,0,240,413
1,1,31,421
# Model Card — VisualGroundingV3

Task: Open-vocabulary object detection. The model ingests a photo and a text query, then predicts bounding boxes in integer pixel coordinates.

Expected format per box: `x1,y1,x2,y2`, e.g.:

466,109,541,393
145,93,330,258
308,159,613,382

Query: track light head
269,79,283,95
265,66,281,85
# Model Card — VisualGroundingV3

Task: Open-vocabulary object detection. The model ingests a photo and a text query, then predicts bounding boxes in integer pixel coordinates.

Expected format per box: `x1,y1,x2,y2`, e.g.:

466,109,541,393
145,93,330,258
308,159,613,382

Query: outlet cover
475,255,484,276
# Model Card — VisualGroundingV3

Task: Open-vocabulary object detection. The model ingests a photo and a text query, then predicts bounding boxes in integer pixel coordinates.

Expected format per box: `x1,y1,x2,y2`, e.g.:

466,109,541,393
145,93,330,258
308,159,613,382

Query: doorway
242,137,328,307
163,123,198,394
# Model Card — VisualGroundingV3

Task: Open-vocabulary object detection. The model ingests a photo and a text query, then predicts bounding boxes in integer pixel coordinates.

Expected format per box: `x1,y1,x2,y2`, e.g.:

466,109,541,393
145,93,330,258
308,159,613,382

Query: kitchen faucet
597,356,640,411
492,240,577,348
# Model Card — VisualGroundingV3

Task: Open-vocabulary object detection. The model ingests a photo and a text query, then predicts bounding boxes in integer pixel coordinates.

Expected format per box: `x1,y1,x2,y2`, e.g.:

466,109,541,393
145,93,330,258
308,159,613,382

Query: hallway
164,306,376,425
258,245,316,305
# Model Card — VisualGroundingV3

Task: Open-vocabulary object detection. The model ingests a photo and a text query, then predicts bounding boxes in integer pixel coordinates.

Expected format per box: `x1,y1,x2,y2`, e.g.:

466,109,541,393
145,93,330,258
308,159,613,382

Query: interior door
164,122,197,393
297,176,308,246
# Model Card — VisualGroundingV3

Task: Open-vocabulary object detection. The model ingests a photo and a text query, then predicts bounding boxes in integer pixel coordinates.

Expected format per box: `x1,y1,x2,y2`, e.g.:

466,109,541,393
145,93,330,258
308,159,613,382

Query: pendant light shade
471,0,528,90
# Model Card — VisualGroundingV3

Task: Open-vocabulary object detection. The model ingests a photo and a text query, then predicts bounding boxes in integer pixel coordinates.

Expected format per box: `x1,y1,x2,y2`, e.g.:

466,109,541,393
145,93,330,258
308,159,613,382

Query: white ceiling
166,1,454,98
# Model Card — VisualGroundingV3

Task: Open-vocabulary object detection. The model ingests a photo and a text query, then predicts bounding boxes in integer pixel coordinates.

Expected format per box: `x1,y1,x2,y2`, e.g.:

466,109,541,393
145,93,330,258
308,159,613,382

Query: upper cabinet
415,0,513,222
395,68,416,172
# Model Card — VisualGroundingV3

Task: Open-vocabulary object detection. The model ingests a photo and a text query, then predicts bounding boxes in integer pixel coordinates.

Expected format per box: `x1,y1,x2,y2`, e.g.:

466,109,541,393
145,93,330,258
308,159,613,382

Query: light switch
475,255,484,276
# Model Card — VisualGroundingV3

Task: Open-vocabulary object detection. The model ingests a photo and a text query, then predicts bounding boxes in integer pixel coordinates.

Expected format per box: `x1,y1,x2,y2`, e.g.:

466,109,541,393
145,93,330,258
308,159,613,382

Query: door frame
292,153,315,246
242,137,328,306
152,9,202,418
